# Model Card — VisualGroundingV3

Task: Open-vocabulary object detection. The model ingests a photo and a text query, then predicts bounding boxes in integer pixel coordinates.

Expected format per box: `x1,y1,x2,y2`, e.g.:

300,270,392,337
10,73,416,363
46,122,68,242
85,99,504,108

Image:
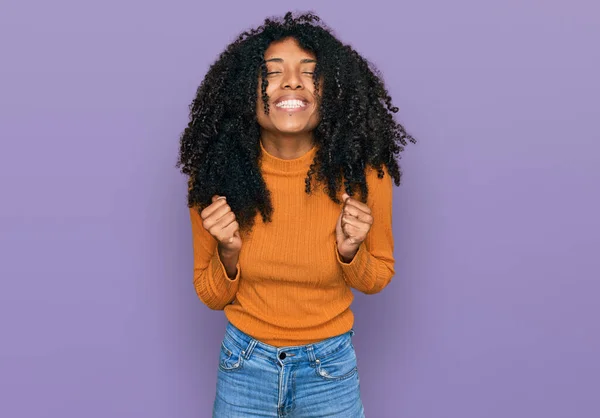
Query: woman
177,11,415,417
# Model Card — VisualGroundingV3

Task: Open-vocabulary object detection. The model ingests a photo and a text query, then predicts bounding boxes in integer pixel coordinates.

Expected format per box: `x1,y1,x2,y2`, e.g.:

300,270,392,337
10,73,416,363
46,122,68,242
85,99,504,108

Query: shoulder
365,165,393,191
365,165,393,207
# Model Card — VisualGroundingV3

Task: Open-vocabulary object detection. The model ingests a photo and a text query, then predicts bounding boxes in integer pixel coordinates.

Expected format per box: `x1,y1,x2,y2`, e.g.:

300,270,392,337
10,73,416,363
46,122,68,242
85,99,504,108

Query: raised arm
335,166,395,294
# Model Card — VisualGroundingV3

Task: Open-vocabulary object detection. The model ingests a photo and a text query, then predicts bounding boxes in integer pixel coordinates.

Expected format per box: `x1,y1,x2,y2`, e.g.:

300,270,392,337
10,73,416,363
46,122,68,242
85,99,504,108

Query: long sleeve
189,206,241,310
183,143,401,346
335,166,396,294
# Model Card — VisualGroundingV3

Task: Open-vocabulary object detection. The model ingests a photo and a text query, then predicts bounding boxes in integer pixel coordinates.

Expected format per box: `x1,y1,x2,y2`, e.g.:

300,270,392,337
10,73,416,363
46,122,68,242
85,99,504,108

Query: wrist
217,246,240,279
337,247,358,263
218,245,240,259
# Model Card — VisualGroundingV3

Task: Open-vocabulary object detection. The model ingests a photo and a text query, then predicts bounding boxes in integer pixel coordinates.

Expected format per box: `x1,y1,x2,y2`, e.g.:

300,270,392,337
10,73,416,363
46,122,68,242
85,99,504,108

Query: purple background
1,1,599,417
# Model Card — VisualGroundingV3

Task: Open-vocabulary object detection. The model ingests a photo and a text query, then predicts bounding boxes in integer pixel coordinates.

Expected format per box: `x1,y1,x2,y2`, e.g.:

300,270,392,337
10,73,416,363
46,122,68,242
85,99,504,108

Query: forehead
264,37,316,60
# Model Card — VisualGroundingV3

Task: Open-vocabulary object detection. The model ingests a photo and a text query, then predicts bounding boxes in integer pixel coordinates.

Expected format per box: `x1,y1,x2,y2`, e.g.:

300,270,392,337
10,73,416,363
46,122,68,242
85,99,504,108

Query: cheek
256,84,275,110
255,94,273,126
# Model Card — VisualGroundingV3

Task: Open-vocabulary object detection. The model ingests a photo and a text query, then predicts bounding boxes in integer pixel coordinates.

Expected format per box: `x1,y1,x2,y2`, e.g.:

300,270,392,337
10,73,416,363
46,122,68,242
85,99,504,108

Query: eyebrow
265,58,317,63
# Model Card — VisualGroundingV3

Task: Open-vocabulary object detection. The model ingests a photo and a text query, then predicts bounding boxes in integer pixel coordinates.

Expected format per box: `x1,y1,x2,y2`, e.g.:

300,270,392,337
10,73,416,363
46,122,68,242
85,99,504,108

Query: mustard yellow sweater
189,141,395,346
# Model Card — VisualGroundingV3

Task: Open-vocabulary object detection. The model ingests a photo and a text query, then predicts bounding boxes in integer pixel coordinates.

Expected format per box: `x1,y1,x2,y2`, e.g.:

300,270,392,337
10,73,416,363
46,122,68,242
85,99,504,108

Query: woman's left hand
335,193,373,262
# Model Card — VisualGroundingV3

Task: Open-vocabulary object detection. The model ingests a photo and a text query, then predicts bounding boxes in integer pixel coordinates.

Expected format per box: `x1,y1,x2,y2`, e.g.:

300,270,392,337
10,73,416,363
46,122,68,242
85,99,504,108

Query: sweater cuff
210,250,240,287
335,241,375,288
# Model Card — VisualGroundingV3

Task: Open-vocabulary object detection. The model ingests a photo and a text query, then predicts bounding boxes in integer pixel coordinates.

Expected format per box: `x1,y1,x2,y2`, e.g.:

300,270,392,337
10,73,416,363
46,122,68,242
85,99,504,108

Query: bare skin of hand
335,193,374,263
200,195,242,278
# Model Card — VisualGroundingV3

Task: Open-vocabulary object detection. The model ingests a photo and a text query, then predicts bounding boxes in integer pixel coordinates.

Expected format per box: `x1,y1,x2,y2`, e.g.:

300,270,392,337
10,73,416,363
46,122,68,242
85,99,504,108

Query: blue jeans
213,322,366,417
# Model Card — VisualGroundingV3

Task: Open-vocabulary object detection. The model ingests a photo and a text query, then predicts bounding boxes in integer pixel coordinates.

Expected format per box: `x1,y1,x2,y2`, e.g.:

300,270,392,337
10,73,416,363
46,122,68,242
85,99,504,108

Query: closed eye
266,71,313,75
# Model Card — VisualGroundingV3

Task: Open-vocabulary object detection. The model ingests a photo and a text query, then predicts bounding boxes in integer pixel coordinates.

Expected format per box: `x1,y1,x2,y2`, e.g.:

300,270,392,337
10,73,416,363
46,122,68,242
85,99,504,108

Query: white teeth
275,99,306,109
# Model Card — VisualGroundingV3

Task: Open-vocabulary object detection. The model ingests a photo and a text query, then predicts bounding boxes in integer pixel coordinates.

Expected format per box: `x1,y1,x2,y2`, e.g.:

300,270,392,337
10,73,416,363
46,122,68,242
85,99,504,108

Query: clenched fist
336,192,373,262
200,195,242,254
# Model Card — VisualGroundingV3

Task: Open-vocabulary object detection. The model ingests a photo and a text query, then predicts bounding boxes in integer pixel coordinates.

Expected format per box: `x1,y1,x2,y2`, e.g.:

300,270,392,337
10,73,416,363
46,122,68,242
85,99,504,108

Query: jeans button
279,352,286,360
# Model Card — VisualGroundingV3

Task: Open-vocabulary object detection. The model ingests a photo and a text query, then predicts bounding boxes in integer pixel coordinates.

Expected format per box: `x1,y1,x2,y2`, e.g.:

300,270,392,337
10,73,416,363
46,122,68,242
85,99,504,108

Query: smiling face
256,37,322,136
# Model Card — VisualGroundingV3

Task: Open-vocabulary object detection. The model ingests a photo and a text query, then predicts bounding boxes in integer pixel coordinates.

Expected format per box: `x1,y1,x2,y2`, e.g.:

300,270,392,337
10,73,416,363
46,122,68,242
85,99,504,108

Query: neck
259,130,315,160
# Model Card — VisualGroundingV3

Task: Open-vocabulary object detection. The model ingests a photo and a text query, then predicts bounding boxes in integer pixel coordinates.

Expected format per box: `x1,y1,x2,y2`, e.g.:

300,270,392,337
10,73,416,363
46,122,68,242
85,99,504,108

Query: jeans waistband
223,321,355,363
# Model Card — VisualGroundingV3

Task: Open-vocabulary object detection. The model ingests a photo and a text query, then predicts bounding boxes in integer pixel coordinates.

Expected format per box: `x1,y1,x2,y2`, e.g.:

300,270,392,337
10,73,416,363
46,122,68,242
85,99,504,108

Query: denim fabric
213,321,366,417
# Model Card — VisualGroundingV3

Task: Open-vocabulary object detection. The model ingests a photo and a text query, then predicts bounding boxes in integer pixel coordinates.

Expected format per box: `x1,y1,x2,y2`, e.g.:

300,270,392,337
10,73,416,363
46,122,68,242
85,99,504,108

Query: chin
273,124,310,133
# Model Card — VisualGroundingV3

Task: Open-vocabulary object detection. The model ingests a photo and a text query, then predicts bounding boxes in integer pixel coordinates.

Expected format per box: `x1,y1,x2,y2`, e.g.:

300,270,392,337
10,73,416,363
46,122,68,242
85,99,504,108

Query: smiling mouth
274,99,308,111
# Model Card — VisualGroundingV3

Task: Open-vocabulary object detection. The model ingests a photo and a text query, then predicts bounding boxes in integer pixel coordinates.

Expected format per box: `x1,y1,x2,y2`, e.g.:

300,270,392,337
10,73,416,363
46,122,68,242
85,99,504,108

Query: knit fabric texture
189,141,395,346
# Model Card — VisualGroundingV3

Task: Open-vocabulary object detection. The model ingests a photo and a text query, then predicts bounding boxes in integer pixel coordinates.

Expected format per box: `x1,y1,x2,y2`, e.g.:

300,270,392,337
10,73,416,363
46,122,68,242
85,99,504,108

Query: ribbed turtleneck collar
259,140,317,174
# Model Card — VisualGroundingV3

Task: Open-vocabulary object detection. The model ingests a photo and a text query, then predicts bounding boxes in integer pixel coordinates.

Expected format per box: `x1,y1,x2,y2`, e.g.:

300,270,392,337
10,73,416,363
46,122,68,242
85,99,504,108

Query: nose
281,70,303,90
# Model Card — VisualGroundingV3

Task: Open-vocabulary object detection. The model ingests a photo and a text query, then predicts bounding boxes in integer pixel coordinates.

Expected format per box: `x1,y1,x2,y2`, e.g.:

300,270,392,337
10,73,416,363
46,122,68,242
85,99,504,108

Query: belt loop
306,344,316,365
244,338,257,359
350,329,355,337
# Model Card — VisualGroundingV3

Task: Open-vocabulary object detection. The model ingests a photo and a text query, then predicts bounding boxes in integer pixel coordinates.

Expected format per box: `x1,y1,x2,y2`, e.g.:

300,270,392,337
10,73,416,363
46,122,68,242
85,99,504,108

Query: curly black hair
177,11,416,233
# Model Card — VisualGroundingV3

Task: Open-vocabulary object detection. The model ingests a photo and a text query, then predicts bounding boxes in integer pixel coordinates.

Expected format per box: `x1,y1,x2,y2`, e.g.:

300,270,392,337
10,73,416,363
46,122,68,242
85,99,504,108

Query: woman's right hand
200,195,242,254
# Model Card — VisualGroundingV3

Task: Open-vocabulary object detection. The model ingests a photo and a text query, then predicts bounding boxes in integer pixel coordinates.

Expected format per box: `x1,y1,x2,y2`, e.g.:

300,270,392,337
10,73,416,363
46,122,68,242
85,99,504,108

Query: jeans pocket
315,339,358,382
218,334,245,373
